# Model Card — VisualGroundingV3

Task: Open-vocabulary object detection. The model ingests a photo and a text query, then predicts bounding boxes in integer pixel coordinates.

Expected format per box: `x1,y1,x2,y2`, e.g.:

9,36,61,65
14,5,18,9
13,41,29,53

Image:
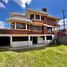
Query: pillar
10,36,12,47
28,36,32,46
26,23,27,30
34,14,36,19
40,16,41,20
45,36,47,45
15,22,16,29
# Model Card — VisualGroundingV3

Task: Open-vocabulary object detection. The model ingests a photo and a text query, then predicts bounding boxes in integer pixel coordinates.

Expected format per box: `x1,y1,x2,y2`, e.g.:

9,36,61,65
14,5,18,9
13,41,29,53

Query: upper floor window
32,26,42,30
46,36,52,40
11,23,15,29
16,23,26,29
30,14,34,19
35,14,40,19
47,27,52,32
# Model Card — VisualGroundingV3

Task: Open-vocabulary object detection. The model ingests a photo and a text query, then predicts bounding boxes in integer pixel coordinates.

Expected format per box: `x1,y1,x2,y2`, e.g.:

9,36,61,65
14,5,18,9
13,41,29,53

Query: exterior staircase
49,35,59,45
50,30,67,45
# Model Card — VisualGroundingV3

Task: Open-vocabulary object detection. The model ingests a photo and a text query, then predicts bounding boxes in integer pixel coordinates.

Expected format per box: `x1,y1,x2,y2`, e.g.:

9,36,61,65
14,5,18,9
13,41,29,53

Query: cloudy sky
0,0,67,28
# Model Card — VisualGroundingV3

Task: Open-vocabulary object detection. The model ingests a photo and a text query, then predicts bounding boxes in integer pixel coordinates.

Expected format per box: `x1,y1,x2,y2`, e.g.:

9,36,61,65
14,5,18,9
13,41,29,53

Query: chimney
42,8,47,12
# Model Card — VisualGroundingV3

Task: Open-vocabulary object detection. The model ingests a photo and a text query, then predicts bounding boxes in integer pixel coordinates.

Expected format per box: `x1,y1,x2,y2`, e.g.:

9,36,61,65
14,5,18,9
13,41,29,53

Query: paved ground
0,44,47,51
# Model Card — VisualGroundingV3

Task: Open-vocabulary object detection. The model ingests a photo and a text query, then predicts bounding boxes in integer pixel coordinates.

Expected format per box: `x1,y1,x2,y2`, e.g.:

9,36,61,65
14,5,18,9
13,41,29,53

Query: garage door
0,37,10,47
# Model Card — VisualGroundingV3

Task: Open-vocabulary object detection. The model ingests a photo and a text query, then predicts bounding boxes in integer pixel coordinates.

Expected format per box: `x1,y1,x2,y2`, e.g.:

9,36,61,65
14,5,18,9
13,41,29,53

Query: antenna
25,3,29,17
25,3,29,11
62,9,65,31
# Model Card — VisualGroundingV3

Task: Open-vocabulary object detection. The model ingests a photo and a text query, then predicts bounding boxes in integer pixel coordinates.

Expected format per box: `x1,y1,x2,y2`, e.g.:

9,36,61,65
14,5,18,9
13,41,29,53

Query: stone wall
58,35,67,45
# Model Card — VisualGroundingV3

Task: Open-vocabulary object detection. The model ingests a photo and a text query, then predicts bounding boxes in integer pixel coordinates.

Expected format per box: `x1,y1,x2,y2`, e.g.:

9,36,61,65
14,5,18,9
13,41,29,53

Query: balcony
0,29,43,34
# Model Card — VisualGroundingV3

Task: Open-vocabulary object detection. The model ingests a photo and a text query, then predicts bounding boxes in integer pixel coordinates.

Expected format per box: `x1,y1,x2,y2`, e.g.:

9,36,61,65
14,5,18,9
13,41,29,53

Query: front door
32,37,37,44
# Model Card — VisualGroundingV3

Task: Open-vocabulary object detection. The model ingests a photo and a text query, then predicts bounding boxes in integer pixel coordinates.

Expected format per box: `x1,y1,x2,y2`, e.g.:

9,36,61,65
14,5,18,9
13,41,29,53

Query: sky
0,0,67,29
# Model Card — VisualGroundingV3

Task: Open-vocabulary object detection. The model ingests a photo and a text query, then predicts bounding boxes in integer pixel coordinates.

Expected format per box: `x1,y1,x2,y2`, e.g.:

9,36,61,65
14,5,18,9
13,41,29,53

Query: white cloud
58,18,67,29
0,0,9,8
2,0,9,4
0,2,5,8
0,21,5,29
14,0,32,9
0,0,32,8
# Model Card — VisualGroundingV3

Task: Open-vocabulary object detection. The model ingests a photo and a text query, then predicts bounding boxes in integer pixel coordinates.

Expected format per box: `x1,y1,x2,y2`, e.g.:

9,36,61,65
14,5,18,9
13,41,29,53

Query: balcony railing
0,29,54,34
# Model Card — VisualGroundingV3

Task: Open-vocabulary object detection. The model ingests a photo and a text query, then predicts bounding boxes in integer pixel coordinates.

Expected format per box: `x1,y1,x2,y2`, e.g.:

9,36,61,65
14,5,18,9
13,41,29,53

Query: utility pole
62,9,66,31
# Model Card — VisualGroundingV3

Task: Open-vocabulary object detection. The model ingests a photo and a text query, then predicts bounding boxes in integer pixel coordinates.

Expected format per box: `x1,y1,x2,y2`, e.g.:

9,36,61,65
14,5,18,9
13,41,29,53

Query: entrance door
0,36,10,47
32,37,37,44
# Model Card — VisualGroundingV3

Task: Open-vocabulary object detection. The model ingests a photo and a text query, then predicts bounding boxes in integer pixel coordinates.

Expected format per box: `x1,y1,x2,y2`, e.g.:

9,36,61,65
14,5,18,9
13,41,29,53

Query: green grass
0,45,67,67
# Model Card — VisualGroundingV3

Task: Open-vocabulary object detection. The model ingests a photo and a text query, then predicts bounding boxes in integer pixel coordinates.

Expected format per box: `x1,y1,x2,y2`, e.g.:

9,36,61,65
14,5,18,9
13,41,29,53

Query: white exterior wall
11,41,32,47
37,37,45,44
37,35,55,45
10,35,55,47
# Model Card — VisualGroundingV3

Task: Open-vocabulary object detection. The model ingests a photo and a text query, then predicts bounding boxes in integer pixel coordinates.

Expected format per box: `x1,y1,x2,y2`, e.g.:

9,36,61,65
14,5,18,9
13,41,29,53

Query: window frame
30,14,34,19
35,14,40,20
47,27,52,32
16,23,26,29
12,37,28,42
46,36,52,40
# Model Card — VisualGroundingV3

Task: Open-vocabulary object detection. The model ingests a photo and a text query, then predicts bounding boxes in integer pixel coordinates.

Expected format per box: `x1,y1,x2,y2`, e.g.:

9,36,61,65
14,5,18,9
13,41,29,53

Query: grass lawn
0,45,67,67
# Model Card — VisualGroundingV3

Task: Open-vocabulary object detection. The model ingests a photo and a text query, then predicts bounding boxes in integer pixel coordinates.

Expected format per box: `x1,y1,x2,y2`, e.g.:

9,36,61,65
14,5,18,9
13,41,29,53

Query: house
0,8,59,47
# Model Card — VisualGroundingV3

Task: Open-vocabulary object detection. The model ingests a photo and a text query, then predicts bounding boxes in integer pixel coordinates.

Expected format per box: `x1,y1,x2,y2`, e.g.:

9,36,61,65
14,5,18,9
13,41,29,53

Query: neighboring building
0,8,59,47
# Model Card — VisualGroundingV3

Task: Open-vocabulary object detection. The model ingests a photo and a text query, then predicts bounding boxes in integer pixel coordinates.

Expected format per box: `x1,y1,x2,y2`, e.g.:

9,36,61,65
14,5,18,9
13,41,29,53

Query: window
12,37,28,42
41,36,45,40
16,23,26,29
11,23,15,29
30,37,32,41
32,26,42,30
46,36,52,40
47,27,52,32
35,14,40,19
30,14,34,19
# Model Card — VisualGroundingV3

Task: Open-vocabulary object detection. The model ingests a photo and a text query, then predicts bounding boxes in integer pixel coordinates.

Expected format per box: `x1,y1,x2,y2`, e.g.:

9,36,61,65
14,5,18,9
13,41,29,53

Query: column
26,23,27,30
34,14,36,19
40,16,41,20
28,36,32,46
28,14,30,18
15,22,16,29
10,36,12,47
45,36,47,45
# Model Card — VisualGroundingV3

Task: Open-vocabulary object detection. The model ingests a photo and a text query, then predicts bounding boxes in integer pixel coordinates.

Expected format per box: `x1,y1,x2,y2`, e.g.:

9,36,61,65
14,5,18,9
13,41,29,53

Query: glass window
11,23,15,29
47,27,52,32
32,26,42,30
16,23,26,29
41,36,45,40
12,37,28,41
30,14,34,19
35,14,40,19
46,36,52,40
